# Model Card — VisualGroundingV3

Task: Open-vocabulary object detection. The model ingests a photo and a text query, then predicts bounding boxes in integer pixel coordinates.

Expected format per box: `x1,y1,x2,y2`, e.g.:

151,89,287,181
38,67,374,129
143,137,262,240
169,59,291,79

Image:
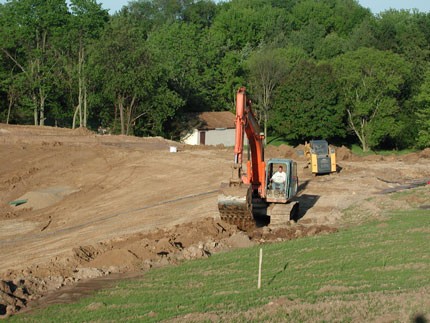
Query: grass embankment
350,144,418,156
15,209,430,322
266,139,418,157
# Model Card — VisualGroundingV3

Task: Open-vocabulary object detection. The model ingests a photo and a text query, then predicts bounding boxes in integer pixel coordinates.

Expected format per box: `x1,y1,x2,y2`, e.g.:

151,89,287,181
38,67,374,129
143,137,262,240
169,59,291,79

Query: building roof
197,111,235,130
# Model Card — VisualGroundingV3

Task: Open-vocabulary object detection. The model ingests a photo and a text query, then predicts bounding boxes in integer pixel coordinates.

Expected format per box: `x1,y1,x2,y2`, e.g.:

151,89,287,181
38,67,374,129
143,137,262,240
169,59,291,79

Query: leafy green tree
414,67,430,148
289,20,326,56
211,0,286,50
67,0,109,128
146,22,207,112
313,32,346,59
374,12,427,90
89,16,146,135
372,10,427,56
182,0,218,28
122,0,217,28
289,0,371,57
289,0,371,35
207,0,289,110
0,0,69,126
373,11,428,82
289,0,333,34
0,72,22,123
89,15,182,136
332,47,411,151
271,60,345,142
245,47,291,143
347,17,378,50
330,0,372,36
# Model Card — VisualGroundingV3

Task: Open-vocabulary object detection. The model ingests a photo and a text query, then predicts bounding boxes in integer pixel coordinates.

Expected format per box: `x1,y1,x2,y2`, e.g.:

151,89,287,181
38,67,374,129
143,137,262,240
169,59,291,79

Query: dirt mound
397,148,430,163
0,280,30,316
420,148,430,158
266,144,298,159
14,186,79,211
336,145,353,161
363,154,388,161
72,127,95,136
0,128,10,135
295,144,306,152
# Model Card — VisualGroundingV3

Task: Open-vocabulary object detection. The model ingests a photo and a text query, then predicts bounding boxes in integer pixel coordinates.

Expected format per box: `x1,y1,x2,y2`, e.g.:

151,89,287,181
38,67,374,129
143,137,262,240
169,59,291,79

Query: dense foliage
1,0,430,150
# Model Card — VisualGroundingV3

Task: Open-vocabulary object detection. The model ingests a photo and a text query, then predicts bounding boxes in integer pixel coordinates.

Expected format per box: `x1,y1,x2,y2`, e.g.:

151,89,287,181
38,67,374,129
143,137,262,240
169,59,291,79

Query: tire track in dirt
0,190,219,247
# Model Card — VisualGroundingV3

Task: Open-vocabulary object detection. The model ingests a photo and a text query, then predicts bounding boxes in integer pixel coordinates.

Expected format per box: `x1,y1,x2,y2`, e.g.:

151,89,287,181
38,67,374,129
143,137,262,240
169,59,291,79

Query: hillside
0,124,429,317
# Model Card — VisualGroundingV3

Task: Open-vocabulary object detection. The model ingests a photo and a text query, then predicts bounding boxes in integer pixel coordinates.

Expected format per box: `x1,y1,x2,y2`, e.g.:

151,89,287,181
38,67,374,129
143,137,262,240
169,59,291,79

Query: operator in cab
270,165,286,191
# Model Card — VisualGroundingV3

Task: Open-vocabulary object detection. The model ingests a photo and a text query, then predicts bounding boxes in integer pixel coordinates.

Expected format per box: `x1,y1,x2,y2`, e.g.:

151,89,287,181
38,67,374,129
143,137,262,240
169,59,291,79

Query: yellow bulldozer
304,140,336,175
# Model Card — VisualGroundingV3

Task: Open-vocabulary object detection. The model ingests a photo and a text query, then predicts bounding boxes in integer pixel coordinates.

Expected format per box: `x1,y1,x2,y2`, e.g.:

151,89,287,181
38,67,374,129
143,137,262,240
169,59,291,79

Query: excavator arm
232,87,266,195
218,87,266,230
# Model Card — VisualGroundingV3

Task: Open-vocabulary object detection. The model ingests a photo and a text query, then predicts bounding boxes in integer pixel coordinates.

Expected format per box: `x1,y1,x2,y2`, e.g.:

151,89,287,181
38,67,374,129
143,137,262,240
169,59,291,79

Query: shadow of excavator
288,179,320,221
294,193,320,221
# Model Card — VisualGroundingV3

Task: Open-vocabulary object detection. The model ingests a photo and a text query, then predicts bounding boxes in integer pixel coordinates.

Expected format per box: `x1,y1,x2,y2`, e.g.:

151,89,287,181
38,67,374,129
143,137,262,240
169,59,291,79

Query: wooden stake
258,248,263,289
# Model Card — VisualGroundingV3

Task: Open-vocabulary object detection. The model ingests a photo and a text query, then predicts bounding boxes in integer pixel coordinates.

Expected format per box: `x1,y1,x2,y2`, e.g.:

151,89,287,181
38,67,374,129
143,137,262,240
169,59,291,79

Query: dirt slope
0,124,429,317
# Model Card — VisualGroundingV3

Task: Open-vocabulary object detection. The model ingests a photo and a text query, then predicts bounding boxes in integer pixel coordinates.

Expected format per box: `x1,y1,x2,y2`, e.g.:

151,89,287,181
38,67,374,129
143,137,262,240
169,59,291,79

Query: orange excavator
218,87,299,230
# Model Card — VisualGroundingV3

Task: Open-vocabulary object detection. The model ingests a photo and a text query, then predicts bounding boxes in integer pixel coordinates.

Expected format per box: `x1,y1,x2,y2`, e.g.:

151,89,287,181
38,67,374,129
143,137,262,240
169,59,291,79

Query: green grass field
349,144,417,156
266,138,418,157
13,194,430,322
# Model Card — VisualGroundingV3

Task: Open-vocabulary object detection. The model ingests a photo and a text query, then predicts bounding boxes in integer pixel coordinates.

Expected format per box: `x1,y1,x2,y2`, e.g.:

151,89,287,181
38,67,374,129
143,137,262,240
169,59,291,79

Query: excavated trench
0,217,337,318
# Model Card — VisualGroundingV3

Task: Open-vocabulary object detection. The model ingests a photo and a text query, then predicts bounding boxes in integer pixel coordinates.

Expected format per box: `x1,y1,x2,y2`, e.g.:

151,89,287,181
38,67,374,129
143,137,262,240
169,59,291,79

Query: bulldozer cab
265,159,298,203
310,140,328,155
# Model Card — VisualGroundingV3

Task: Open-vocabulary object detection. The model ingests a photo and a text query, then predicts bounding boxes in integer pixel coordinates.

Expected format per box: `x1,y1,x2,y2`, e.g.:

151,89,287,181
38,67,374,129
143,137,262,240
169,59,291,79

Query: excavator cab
265,159,298,203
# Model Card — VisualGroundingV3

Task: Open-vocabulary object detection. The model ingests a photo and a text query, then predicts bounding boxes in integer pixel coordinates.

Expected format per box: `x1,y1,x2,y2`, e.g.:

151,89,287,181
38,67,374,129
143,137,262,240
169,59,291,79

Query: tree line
1,0,430,151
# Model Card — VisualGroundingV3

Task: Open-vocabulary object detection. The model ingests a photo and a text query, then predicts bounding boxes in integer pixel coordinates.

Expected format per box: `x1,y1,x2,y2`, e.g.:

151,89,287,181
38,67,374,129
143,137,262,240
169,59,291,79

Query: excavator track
267,201,299,227
217,183,256,231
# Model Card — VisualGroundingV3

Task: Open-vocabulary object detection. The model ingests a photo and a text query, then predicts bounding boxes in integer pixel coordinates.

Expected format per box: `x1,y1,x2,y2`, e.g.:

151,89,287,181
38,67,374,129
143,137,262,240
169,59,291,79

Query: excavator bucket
217,182,255,231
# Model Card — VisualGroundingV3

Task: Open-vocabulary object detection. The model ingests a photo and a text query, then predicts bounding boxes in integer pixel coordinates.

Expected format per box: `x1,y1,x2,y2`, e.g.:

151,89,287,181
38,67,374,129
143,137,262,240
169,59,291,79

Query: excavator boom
218,87,266,230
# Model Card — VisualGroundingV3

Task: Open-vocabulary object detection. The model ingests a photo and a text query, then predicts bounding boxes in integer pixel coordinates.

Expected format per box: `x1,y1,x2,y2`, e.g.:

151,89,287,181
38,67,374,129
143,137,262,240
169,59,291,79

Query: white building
181,111,236,146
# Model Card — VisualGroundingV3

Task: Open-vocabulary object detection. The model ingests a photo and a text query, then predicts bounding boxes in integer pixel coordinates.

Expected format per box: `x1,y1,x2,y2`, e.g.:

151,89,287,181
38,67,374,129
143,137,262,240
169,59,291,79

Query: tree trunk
125,95,136,136
264,110,268,146
347,109,369,152
359,131,369,152
83,86,87,128
39,88,46,126
6,91,14,124
72,105,79,129
32,93,38,126
360,119,369,152
113,103,118,133
78,77,82,127
78,50,83,128
119,96,125,135
81,46,88,128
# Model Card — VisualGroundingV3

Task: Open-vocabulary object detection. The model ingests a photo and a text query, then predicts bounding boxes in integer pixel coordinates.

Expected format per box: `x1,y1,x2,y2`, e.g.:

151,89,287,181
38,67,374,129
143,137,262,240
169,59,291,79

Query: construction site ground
1,124,429,317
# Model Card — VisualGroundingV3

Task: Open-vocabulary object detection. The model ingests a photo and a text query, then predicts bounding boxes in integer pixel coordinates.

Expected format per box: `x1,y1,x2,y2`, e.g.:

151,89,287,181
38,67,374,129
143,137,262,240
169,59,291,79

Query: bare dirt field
1,124,429,317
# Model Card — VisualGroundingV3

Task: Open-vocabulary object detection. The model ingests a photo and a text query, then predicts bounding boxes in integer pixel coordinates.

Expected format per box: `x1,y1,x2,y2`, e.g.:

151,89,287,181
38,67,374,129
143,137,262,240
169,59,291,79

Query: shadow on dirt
413,314,427,323
298,180,310,193
296,194,320,220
